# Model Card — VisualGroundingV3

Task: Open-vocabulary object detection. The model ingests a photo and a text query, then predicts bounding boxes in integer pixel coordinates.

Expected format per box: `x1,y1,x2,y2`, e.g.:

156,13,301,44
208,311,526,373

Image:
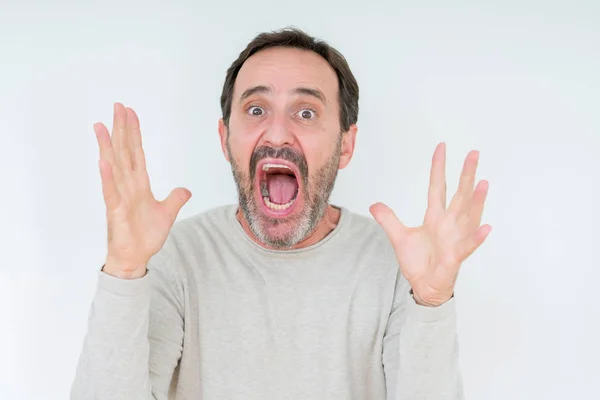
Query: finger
449,150,479,213
94,122,123,184
98,159,120,211
427,142,447,212
369,202,408,247
468,180,489,228
456,224,492,262
112,102,132,171
94,122,115,164
126,107,147,173
161,187,192,222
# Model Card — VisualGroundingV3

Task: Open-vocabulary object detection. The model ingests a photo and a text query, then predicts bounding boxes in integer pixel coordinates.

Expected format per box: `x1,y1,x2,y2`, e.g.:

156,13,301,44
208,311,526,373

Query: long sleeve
382,272,464,400
70,247,184,400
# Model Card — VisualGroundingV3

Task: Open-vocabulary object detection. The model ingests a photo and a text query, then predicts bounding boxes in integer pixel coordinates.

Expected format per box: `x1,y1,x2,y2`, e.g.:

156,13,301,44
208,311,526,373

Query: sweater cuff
97,269,150,297
407,292,456,323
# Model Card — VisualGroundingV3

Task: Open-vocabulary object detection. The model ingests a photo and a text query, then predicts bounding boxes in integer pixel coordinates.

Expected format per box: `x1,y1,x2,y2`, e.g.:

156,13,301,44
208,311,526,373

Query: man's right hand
95,103,192,279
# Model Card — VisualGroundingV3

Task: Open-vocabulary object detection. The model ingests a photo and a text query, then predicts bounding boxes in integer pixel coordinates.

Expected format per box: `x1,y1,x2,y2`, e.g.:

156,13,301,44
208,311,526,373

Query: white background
1,0,598,398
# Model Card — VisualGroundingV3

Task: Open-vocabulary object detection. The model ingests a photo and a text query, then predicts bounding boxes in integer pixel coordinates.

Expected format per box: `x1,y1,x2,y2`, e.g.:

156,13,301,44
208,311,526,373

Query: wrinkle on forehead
233,47,339,105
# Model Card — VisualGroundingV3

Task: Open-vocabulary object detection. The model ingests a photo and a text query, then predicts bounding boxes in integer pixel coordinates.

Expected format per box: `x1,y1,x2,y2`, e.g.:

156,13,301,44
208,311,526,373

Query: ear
338,124,358,170
218,118,230,162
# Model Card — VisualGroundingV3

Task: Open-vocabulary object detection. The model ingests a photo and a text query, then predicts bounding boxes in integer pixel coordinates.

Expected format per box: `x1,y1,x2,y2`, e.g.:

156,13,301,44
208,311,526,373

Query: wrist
102,257,148,280
410,288,453,307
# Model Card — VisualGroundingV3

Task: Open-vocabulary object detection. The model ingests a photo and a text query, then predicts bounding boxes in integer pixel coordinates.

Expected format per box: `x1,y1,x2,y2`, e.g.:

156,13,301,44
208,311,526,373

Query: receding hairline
220,29,359,132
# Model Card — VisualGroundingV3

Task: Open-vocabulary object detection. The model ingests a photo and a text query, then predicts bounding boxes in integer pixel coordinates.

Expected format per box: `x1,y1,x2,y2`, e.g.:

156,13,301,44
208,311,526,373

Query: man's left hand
370,142,491,307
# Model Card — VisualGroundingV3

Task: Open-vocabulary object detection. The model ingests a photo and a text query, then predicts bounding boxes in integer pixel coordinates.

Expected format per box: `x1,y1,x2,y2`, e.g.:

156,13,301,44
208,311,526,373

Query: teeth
262,163,292,171
264,196,296,211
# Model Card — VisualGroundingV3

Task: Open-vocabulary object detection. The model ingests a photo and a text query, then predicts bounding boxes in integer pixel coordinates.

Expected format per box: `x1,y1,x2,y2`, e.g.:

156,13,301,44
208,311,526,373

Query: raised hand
370,143,491,307
95,103,192,279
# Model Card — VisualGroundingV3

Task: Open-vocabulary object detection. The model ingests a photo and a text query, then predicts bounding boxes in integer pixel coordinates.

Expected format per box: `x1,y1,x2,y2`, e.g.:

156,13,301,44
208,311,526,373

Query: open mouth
257,161,300,214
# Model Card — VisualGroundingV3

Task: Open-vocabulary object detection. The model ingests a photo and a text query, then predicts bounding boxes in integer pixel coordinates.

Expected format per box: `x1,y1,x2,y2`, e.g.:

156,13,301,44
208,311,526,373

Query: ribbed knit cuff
407,291,456,323
97,269,150,297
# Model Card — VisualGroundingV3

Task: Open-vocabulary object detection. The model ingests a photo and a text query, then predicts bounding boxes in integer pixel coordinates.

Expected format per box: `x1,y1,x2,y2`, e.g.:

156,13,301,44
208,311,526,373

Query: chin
249,201,309,248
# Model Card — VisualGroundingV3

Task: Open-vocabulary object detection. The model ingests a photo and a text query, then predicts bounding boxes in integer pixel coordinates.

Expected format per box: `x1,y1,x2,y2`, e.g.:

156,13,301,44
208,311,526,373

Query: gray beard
227,137,342,249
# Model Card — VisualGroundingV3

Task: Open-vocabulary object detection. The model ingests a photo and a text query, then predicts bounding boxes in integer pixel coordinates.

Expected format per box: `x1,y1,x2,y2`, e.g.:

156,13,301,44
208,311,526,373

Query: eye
247,106,264,116
297,108,316,120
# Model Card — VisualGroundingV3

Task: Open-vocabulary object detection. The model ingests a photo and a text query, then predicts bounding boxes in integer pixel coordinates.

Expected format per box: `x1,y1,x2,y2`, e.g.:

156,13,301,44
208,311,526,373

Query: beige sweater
71,204,463,399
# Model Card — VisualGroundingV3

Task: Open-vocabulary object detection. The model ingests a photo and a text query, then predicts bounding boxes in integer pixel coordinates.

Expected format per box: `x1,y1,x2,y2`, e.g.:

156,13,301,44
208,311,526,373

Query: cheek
227,120,263,162
302,134,338,171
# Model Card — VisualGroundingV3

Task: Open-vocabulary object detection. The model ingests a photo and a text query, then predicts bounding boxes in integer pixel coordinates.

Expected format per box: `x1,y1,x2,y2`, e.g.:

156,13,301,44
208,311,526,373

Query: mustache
249,146,309,183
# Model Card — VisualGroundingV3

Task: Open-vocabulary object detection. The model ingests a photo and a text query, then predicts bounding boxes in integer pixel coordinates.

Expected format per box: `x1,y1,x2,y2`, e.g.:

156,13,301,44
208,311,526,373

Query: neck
235,205,341,250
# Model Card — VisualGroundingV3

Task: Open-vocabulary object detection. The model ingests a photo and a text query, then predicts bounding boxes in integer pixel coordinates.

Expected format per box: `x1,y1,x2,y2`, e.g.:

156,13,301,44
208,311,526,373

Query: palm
371,143,491,306
108,195,177,264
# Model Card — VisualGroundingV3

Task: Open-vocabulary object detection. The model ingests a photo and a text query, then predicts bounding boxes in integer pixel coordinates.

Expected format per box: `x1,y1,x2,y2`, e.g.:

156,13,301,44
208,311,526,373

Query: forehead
233,46,339,102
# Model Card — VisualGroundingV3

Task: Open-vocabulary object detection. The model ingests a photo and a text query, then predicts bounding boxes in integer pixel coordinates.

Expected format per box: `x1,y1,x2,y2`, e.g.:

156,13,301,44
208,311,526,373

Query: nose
260,113,295,148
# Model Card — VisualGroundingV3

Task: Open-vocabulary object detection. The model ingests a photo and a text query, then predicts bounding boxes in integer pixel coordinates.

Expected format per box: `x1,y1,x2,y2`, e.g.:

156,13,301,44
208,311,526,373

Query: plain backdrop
1,0,598,398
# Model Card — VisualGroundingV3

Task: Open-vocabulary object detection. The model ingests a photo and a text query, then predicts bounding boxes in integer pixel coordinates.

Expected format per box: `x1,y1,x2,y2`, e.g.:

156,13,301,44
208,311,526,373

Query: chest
175,250,395,398
184,252,394,354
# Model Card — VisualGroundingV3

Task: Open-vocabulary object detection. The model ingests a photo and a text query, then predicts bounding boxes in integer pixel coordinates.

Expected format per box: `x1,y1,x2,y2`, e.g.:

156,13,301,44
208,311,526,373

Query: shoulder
148,204,237,268
170,204,237,240
339,207,393,247
336,207,399,272
334,207,408,299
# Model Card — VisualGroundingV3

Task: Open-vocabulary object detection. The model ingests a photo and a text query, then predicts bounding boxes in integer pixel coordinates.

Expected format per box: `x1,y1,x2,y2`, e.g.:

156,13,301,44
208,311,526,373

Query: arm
70,103,191,399
383,272,463,400
70,248,184,400
372,143,491,399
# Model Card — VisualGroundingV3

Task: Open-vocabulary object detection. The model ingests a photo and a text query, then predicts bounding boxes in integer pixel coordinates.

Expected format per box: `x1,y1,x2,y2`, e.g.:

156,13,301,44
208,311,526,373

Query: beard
227,136,342,249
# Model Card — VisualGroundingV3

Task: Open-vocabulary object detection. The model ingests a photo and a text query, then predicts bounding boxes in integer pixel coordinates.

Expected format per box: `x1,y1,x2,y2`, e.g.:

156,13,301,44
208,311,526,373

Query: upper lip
257,158,301,179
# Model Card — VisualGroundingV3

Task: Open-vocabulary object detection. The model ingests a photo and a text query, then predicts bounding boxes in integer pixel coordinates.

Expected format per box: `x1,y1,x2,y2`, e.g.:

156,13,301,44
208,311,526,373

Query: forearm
70,271,154,400
395,295,463,400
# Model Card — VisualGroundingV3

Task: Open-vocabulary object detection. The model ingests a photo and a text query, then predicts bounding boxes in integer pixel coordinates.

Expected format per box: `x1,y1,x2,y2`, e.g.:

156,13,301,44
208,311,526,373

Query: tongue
267,174,298,204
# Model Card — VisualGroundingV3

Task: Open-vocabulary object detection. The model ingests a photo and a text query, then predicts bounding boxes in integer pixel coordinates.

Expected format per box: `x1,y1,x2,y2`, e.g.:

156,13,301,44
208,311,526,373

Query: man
71,27,490,399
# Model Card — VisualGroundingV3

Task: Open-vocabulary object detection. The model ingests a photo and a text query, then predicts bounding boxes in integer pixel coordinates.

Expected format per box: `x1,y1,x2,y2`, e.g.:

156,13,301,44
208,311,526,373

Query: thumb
369,202,407,246
162,187,192,221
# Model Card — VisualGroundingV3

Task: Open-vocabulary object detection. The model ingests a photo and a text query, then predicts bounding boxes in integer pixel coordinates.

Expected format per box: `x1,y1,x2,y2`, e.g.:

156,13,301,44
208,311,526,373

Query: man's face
219,46,356,248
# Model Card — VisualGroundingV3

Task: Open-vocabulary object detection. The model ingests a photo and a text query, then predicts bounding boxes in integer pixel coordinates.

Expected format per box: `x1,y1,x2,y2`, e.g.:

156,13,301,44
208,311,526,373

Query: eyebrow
239,85,327,105
239,85,270,102
294,87,326,104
